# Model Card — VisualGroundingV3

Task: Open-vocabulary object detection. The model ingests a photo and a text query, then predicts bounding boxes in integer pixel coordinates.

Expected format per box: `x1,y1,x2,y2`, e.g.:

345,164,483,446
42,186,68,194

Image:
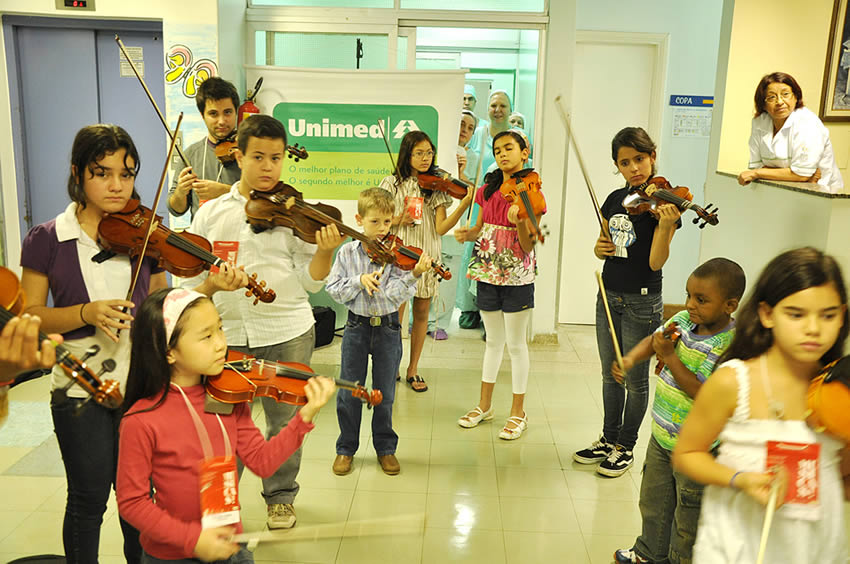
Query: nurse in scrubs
738,71,843,193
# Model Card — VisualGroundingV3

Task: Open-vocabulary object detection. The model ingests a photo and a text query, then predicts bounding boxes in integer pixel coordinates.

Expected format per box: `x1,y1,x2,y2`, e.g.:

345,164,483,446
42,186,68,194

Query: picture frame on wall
821,0,850,121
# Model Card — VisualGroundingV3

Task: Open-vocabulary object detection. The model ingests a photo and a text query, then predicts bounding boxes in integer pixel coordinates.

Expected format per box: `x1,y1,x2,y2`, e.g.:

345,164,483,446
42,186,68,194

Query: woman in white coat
738,72,843,193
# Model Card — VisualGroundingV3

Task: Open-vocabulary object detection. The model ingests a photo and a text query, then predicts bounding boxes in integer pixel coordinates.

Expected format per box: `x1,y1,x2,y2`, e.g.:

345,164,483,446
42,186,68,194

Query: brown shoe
377,454,400,475
332,454,353,476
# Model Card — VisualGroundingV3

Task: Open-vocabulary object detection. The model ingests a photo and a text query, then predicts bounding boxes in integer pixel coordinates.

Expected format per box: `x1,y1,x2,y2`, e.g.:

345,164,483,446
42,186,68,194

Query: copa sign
669,95,714,107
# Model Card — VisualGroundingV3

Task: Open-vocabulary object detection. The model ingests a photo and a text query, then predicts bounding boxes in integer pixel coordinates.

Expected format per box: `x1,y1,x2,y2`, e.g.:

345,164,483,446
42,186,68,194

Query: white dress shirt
748,107,843,193
178,183,325,347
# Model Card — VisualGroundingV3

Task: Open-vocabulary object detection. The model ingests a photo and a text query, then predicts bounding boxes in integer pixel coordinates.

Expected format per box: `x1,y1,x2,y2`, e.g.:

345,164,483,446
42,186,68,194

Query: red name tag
210,241,239,274
199,455,240,529
766,440,820,505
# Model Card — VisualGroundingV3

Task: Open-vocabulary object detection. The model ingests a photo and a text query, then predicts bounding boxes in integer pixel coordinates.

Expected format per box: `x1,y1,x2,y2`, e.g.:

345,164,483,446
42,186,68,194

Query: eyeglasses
412,151,434,159
765,91,794,104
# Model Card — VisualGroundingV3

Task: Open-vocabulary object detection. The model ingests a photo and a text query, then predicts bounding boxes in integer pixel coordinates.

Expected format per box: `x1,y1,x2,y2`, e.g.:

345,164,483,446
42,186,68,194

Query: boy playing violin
179,114,343,529
168,77,242,220
326,188,431,476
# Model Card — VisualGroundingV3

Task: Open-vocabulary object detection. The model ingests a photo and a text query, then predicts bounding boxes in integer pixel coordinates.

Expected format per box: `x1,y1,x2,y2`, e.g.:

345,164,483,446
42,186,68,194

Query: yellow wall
717,0,850,174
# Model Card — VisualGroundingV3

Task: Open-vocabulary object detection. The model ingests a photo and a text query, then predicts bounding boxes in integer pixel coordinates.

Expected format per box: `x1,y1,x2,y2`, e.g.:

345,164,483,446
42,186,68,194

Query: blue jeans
336,311,401,456
595,289,662,450
230,327,314,505
51,391,141,564
142,547,253,563
633,436,705,564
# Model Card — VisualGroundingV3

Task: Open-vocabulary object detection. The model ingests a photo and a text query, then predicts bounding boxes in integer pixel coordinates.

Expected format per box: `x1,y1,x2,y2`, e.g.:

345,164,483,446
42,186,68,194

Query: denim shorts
476,282,534,313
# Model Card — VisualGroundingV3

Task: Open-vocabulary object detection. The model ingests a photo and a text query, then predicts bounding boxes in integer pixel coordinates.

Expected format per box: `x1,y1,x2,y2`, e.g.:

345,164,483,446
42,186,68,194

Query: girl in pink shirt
116,288,335,562
454,129,544,441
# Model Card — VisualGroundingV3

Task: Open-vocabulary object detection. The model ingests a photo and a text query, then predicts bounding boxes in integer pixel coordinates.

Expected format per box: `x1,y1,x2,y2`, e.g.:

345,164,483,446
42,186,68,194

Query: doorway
558,31,668,324
3,16,166,245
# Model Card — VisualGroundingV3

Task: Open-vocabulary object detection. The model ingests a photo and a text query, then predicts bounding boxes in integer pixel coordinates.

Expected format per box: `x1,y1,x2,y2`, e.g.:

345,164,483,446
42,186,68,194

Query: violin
206,350,382,407
213,132,239,164
0,266,122,408
378,233,451,281
499,169,549,243
417,166,469,200
98,198,276,305
654,322,681,375
807,356,850,443
214,133,309,165
622,177,719,229
244,182,396,263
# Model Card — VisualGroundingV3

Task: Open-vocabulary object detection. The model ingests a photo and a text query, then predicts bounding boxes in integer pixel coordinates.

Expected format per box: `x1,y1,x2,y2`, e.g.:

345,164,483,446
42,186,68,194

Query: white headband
162,289,207,344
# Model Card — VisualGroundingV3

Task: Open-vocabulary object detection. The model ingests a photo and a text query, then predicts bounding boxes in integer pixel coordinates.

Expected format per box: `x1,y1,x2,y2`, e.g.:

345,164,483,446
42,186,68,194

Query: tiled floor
1,321,848,563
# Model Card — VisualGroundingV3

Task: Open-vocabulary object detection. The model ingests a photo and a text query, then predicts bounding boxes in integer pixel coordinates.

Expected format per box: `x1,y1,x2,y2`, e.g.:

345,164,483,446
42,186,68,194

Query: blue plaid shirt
326,241,418,317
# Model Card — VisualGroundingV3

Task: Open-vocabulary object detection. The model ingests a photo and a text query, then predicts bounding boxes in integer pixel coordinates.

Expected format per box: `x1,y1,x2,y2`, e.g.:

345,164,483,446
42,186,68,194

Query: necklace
759,355,785,420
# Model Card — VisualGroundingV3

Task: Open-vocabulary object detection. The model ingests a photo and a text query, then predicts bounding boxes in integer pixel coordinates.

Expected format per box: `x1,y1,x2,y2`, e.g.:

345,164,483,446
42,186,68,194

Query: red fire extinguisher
238,77,263,125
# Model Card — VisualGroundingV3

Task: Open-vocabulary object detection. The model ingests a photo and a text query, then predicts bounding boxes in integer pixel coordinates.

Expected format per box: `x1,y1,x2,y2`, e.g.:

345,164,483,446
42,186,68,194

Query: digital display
64,0,87,7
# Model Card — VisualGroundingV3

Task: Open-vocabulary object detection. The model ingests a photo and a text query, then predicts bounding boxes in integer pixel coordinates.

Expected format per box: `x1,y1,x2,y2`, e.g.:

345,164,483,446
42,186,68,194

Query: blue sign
669,95,714,107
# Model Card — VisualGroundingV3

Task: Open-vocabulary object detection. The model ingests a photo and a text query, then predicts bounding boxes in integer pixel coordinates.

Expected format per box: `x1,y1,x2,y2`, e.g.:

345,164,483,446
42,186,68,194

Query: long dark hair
753,72,804,118
123,288,210,415
67,124,141,209
394,130,436,184
719,247,849,367
482,130,528,201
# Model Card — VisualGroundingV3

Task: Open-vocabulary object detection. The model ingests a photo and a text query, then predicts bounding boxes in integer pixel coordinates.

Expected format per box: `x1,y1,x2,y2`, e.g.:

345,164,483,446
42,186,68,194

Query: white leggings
480,309,531,395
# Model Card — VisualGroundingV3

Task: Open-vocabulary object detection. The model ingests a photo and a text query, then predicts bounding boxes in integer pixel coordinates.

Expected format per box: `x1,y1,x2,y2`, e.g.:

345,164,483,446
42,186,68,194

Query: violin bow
123,113,184,314
230,512,424,546
595,270,626,383
756,479,780,564
115,35,192,169
376,118,398,176
554,95,607,237
467,129,488,228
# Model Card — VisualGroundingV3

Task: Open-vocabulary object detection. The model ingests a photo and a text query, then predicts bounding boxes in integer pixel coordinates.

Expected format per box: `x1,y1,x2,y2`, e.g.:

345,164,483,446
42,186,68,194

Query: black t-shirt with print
600,185,680,294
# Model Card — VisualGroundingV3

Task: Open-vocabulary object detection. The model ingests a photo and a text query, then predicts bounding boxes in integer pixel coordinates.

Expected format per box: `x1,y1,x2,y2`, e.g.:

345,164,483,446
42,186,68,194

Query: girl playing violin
19,124,166,562
454,130,542,440
379,130,473,392
117,288,335,562
673,248,850,563
573,127,681,478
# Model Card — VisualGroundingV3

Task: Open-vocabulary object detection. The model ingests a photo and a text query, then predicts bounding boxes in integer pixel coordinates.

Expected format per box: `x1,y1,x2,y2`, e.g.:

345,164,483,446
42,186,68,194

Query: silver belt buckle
369,316,381,327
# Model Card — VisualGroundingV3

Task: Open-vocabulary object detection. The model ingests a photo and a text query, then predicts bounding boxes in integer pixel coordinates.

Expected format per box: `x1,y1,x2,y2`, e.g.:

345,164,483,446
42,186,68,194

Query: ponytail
481,168,505,201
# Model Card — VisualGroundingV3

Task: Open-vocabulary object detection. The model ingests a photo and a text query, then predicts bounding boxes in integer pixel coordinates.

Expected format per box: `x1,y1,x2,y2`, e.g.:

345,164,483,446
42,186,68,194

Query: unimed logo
272,103,438,152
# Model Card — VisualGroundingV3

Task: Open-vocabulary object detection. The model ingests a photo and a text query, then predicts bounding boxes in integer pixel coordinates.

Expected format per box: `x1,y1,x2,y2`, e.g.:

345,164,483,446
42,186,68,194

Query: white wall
0,0,218,269
575,0,724,305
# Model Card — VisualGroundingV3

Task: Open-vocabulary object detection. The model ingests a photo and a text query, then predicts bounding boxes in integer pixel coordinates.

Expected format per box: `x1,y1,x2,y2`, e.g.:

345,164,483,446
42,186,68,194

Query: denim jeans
142,547,253,563
595,289,662,450
633,436,705,564
51,391,141,564
230,327,314,506
336,311,401,456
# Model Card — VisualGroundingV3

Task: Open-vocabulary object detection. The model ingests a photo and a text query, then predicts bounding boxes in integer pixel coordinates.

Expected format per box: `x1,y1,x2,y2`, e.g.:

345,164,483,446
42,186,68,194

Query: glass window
400,0,544,11
255,31,389,69
397,35,408,70
251,0,392,7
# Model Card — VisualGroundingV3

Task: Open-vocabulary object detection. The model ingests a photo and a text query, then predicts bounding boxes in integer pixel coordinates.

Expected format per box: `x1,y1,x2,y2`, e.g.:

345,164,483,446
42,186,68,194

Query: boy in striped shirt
613,258,746,564
326,188,430,477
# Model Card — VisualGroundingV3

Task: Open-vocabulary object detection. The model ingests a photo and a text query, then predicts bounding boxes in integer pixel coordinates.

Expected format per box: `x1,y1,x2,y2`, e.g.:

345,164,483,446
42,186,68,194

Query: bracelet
79,303,87,326
729,471,742,489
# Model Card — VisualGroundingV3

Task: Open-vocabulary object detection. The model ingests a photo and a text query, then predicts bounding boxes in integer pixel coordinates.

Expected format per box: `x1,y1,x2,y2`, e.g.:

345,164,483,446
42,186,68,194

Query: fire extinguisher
238,77,263,125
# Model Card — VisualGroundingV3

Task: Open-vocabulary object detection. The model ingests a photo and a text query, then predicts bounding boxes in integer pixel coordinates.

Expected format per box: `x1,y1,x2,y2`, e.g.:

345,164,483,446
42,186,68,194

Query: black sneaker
597,445,634,477
572,437,615,464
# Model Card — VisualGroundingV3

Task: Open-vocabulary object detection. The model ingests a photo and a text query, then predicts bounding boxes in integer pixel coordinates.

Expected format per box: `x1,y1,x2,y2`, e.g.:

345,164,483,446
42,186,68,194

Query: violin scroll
286,143,309,162
245,273,276,305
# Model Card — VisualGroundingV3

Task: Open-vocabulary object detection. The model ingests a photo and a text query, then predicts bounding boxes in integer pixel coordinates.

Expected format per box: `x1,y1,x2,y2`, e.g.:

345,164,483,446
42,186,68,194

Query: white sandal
498,413,528,440
457,406,494,428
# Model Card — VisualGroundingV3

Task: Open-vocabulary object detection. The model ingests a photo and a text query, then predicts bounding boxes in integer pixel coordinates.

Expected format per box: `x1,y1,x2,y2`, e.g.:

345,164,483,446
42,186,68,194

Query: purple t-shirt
20,218,161,340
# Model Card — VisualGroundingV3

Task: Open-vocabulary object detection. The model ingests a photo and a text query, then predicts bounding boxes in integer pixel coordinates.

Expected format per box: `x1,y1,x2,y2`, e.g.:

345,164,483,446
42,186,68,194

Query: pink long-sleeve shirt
116,384,314,559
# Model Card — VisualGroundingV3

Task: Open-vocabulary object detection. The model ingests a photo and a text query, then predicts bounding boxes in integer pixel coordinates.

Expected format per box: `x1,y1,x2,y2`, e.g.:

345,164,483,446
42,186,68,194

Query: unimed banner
247,66,466,205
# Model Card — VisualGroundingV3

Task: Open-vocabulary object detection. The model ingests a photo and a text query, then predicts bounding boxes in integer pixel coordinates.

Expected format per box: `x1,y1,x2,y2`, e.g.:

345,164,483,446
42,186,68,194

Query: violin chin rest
204,395,235,415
